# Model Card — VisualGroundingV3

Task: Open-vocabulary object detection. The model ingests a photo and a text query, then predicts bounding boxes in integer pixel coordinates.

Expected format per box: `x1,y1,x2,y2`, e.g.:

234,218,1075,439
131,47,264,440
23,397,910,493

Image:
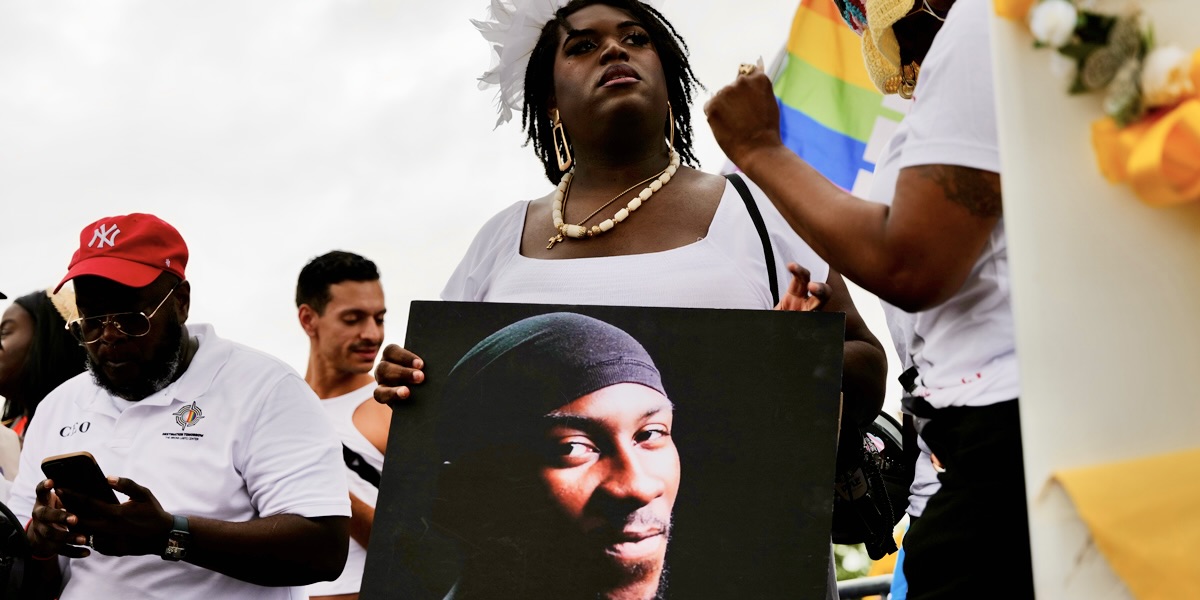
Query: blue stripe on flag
778,99,875,190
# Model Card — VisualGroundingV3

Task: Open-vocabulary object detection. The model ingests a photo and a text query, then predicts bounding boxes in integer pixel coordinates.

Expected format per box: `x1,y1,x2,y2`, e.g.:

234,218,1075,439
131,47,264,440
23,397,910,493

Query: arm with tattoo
704,70,1003,312
719,141,1001,312
914,163,1002,218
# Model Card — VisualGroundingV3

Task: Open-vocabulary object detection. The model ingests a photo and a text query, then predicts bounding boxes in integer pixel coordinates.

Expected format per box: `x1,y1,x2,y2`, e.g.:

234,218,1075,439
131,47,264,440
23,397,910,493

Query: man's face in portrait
435,312,678,600
535,382,680,598
438,382,679,600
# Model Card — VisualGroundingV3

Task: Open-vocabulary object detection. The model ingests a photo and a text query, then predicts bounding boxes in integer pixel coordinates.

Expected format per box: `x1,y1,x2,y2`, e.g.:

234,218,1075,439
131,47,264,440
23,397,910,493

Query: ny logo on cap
89,224,121,249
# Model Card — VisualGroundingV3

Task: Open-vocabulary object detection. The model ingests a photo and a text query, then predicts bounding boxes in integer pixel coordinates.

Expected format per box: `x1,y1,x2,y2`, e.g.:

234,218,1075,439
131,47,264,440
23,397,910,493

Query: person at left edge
9,213,351,600
0,287,86,502
0,287,87,437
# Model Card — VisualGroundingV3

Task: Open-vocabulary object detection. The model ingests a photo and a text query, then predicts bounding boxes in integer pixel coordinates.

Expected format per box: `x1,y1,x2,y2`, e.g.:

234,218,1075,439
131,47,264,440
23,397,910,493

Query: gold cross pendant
546,234,564,250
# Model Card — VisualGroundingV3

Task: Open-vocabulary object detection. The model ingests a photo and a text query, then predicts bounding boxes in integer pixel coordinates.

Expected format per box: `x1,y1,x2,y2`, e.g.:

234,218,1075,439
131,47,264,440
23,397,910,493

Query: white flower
1141,45,1196,108
473,0,568,127
1030,0,1079,48
472,0,663,127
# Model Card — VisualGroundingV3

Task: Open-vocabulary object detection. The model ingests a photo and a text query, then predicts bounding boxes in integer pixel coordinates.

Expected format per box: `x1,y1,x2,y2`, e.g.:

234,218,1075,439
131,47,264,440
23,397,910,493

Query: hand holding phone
40,451,120,508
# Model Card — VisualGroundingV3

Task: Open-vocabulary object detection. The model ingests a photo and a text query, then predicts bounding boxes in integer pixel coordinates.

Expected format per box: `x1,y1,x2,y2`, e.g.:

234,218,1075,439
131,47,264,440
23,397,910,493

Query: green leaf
1077,11,1117,45
1058,42,1102,61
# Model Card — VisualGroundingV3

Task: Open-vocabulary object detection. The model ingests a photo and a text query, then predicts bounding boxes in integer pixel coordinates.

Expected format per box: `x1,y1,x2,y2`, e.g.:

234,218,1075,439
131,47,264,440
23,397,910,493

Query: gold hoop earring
666,103,675,152
884,62,921,99
550,109,573,172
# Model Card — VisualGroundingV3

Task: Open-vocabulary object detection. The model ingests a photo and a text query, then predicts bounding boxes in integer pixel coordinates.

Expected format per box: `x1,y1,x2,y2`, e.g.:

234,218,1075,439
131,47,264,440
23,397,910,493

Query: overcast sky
0,0,900,403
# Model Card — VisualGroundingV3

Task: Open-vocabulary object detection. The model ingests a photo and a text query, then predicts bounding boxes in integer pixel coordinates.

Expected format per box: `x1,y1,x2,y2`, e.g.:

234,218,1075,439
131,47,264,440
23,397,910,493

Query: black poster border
363,301,844,599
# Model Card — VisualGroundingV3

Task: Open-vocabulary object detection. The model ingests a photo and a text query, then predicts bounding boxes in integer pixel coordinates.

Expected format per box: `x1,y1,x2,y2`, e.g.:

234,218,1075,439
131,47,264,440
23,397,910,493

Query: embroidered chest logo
58,421,93,437
89,224,121,248
173,401,204,431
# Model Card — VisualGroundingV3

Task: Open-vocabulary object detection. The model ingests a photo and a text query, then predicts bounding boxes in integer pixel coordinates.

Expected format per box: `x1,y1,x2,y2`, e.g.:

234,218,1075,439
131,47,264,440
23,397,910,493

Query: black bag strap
898,365,920,396
725,173,779,305
342,444,382,489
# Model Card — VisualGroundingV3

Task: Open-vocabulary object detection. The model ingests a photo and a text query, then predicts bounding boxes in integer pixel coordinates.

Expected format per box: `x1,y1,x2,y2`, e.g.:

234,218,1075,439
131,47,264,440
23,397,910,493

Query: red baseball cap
55,213,188,292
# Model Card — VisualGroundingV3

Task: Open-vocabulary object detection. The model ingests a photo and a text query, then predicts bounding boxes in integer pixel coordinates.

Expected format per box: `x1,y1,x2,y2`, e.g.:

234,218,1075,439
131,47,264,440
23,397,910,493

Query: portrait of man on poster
432,312,678,600
364,301,844,600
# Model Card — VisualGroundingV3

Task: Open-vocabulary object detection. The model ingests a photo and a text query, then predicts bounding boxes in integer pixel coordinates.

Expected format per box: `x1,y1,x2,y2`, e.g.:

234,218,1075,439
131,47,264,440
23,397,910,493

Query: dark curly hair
522,0,703,184
295,251,380,314
3,291,87,425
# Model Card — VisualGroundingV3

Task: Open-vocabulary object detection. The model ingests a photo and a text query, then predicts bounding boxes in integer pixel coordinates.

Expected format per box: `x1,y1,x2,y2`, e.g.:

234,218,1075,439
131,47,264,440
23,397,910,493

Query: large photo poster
363,301,845,599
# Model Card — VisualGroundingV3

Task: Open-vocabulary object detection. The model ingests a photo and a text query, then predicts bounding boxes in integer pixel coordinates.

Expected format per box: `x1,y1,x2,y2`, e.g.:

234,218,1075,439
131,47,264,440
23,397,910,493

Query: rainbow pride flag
773,0,908,193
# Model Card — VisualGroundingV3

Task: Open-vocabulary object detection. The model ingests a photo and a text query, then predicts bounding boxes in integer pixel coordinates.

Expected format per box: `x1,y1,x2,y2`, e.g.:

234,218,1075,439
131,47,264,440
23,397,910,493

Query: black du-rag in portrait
362,301,845,599
436,311,667,464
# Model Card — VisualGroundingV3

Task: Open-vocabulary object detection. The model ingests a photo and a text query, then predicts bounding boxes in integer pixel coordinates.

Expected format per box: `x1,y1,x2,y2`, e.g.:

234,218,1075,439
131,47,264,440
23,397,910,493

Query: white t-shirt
10,324,351,600
443,177,828,307
307,382,383,597
868,0,1020,410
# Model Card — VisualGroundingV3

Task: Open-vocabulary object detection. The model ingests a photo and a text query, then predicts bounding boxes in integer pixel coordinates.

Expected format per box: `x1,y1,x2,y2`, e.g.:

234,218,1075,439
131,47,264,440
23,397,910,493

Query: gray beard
87,324,186,402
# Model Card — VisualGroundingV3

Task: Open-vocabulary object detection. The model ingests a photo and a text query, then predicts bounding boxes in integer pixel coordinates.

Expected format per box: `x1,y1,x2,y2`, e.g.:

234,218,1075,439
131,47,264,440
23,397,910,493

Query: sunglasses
66,281,181,344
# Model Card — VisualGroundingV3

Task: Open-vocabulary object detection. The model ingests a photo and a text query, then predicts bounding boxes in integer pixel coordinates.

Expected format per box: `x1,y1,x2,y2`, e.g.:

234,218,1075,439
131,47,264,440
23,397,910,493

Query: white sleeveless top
441,177,838,600
307,382,384,597
443,178,828,307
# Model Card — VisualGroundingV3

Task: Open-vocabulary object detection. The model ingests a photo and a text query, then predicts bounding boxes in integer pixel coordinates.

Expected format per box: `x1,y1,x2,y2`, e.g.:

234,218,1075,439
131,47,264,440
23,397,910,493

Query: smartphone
40,451,120,506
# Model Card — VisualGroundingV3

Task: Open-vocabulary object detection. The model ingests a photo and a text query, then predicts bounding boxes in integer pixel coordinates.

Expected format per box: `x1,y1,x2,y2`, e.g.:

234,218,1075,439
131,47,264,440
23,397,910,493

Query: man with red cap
9,213,351,599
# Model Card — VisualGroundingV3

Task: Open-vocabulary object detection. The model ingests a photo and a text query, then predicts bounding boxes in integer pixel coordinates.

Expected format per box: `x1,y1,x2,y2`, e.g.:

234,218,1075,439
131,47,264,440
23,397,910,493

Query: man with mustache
434,312,679,600
10,213,350,599
296,250,390,600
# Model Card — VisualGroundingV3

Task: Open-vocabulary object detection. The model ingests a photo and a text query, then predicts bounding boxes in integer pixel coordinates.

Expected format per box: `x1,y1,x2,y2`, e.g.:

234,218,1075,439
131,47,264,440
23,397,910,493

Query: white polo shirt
9,323,351,600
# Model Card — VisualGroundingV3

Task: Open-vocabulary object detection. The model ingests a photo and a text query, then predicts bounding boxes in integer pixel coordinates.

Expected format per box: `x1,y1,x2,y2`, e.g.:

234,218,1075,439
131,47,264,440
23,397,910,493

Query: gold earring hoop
667,102,676,152
666,103,675,152
884,62,921,99
550,109,573,172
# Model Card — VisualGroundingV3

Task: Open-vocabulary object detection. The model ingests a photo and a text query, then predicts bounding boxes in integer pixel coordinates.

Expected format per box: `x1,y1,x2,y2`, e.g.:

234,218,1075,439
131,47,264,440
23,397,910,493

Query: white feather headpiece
472,0,660,127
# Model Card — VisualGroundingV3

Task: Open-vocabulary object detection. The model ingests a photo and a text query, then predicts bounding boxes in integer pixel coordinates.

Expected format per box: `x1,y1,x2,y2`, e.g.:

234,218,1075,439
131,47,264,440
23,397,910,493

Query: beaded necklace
547,149,681,250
